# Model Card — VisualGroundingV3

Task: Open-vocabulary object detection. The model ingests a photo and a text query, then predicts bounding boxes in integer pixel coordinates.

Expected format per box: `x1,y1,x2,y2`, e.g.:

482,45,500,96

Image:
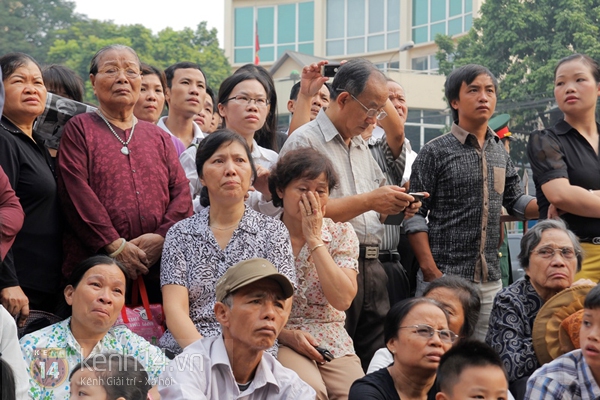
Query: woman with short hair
160,130,296,355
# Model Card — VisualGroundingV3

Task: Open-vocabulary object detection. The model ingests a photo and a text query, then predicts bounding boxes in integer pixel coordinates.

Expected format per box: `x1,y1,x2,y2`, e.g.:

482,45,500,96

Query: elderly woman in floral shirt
269,147,365,400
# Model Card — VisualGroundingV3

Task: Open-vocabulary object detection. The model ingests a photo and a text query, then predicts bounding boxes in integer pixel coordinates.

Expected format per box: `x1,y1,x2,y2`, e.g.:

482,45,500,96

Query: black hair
384,297,449,347
0,357,16,400
555,53,600,83
437,340,507,395
268,147,339,208
0,52,41,82
42,64,84,102
206,86,217,113
164,61,205,89
444,64,498,123
89,45,141,76
289,81,301,101
518,219,583,272
233,64,279,151
584,284,600,309
57,255,129,319
330,58,386,101
424,275,482,340
141,63,167,93
70,353,151,400
195,129,257,207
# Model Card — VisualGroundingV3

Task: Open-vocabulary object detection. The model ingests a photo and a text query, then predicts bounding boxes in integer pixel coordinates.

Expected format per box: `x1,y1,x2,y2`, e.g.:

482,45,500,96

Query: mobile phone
321,63,341,77
315,346,334,362
409,192,426,203
384,212,405,225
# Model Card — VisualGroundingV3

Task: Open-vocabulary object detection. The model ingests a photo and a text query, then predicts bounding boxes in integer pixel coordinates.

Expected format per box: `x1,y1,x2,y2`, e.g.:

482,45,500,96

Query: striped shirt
368,135,414,250
526,349,600,400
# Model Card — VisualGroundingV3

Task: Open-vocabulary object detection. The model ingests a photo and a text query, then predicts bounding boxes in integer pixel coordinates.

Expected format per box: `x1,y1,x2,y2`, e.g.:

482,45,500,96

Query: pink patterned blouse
285,218,359,357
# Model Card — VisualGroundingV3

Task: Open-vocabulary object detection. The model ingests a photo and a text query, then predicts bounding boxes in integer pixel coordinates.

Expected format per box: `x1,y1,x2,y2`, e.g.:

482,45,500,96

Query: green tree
48,20,230,102
435,0,600,167
0,0,78,63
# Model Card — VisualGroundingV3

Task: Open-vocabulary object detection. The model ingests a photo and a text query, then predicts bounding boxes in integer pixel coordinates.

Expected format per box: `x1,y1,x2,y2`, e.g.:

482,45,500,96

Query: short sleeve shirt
528,119,600,238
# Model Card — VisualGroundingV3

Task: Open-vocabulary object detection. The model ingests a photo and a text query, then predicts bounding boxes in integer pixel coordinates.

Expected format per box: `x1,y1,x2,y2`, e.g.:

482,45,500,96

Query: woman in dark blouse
349,298,455,400
0,52,62,326
528,53,600,281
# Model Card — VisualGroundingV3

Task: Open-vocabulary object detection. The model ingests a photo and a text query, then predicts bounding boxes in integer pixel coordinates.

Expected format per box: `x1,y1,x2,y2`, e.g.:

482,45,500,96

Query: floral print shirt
285,218,359,357
19,318,167,399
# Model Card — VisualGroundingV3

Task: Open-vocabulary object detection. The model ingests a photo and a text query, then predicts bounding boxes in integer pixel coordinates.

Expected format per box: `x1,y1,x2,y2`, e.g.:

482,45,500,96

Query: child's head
436,340,508,400
69,353,151,400
581,285,600,374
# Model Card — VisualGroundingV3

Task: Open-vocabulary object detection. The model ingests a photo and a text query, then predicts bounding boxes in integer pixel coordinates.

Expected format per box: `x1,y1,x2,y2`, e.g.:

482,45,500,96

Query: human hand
421,264,443,283
106,240,149,280
0,286,29,327
300,192,324,246
300,61,330,98
548,203,564,219
571,279,596,287
130,233,164,267
370,185,412,215
404,192,429,219
250,165,272,201
281,329,326,363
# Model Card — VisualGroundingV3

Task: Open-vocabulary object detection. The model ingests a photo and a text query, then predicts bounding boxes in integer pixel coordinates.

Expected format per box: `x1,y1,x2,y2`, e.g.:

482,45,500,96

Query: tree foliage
435,0,600,166
0,0,230,103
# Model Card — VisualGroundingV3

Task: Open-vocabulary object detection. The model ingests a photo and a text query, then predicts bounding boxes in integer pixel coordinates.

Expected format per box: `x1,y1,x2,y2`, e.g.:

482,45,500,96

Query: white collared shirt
158,116,205,146
158,335,315,399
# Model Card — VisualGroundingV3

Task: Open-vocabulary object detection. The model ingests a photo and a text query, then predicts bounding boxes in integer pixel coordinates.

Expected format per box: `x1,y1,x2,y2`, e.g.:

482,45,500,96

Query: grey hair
220,293,233,309
330,58,387,100
518,219,583,272
89,44,141,75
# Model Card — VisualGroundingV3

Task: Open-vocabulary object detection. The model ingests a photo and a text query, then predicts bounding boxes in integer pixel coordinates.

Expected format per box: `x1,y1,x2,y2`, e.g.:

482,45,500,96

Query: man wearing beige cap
159,258,316,399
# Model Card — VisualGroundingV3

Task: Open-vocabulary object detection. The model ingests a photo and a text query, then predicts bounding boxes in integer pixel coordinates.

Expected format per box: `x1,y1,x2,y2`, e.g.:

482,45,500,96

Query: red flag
254,21,260,65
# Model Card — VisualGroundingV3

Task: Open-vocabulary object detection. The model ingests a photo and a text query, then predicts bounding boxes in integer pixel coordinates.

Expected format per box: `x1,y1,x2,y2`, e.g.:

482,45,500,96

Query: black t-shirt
349,368,400,400
0,117,62,292
528,119,600,238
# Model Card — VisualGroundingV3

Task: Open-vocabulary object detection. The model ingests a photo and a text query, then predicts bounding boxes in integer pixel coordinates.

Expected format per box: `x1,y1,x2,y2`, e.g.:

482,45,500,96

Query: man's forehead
464,74,495,87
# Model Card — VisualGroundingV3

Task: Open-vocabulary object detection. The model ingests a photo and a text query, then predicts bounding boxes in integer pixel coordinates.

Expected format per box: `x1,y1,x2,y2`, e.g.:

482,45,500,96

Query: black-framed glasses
399,324,458,344
349,93,387,120
225,95,269,108
531,246,578,260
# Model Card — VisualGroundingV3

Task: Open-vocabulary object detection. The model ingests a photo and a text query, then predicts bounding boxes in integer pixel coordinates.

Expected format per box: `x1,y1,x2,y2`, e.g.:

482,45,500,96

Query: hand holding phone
408,192,426,203
315,346,334,362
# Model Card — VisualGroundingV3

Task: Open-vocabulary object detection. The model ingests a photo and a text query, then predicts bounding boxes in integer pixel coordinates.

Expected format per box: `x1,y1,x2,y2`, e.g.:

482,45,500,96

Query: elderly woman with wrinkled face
56,45,192,303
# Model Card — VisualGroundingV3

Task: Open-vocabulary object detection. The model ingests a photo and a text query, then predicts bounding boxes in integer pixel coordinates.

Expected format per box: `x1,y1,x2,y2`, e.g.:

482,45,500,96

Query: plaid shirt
526,349,600,400
404,123,533,282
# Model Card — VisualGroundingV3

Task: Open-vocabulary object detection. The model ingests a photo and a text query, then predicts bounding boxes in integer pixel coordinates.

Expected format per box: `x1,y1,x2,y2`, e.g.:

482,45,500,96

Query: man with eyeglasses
280,58,416,371
158,62,206,154
404,64,538,342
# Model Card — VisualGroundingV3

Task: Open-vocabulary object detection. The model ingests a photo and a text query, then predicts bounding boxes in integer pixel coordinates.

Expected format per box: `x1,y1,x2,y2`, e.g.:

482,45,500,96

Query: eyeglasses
349,93,388,120
399,324,458,344
531,246,578,260
98,67,141,79
225,95,269,108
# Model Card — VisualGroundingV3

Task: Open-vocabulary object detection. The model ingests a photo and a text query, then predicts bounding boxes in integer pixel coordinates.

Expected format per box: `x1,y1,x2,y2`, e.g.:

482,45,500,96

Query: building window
405,109,448,152
412,0,473,44
326,0,401,57
411,54,439,73
233,1,314,64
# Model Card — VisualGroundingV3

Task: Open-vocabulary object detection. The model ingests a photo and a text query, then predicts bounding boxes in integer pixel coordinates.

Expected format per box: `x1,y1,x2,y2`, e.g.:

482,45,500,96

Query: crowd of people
0,43,600,400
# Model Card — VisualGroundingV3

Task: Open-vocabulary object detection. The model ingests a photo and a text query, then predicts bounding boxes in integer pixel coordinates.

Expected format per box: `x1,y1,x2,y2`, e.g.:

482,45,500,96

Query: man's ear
214,301,231,328
436,393,450,400
287,99,296,114
450,98,459,111
164,86,172,106
336,91,350,108
64,285,74,306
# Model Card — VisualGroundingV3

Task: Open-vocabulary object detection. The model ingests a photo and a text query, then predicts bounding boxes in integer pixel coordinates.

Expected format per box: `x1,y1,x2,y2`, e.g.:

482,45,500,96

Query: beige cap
215,258,294,302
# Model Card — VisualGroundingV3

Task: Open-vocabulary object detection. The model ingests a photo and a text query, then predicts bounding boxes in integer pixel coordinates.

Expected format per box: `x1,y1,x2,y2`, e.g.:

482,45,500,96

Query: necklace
210,222,239,231
96,110,136,155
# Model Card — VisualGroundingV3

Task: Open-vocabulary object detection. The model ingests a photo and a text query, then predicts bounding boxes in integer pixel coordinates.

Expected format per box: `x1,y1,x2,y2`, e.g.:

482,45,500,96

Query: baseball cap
216,258,294,302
